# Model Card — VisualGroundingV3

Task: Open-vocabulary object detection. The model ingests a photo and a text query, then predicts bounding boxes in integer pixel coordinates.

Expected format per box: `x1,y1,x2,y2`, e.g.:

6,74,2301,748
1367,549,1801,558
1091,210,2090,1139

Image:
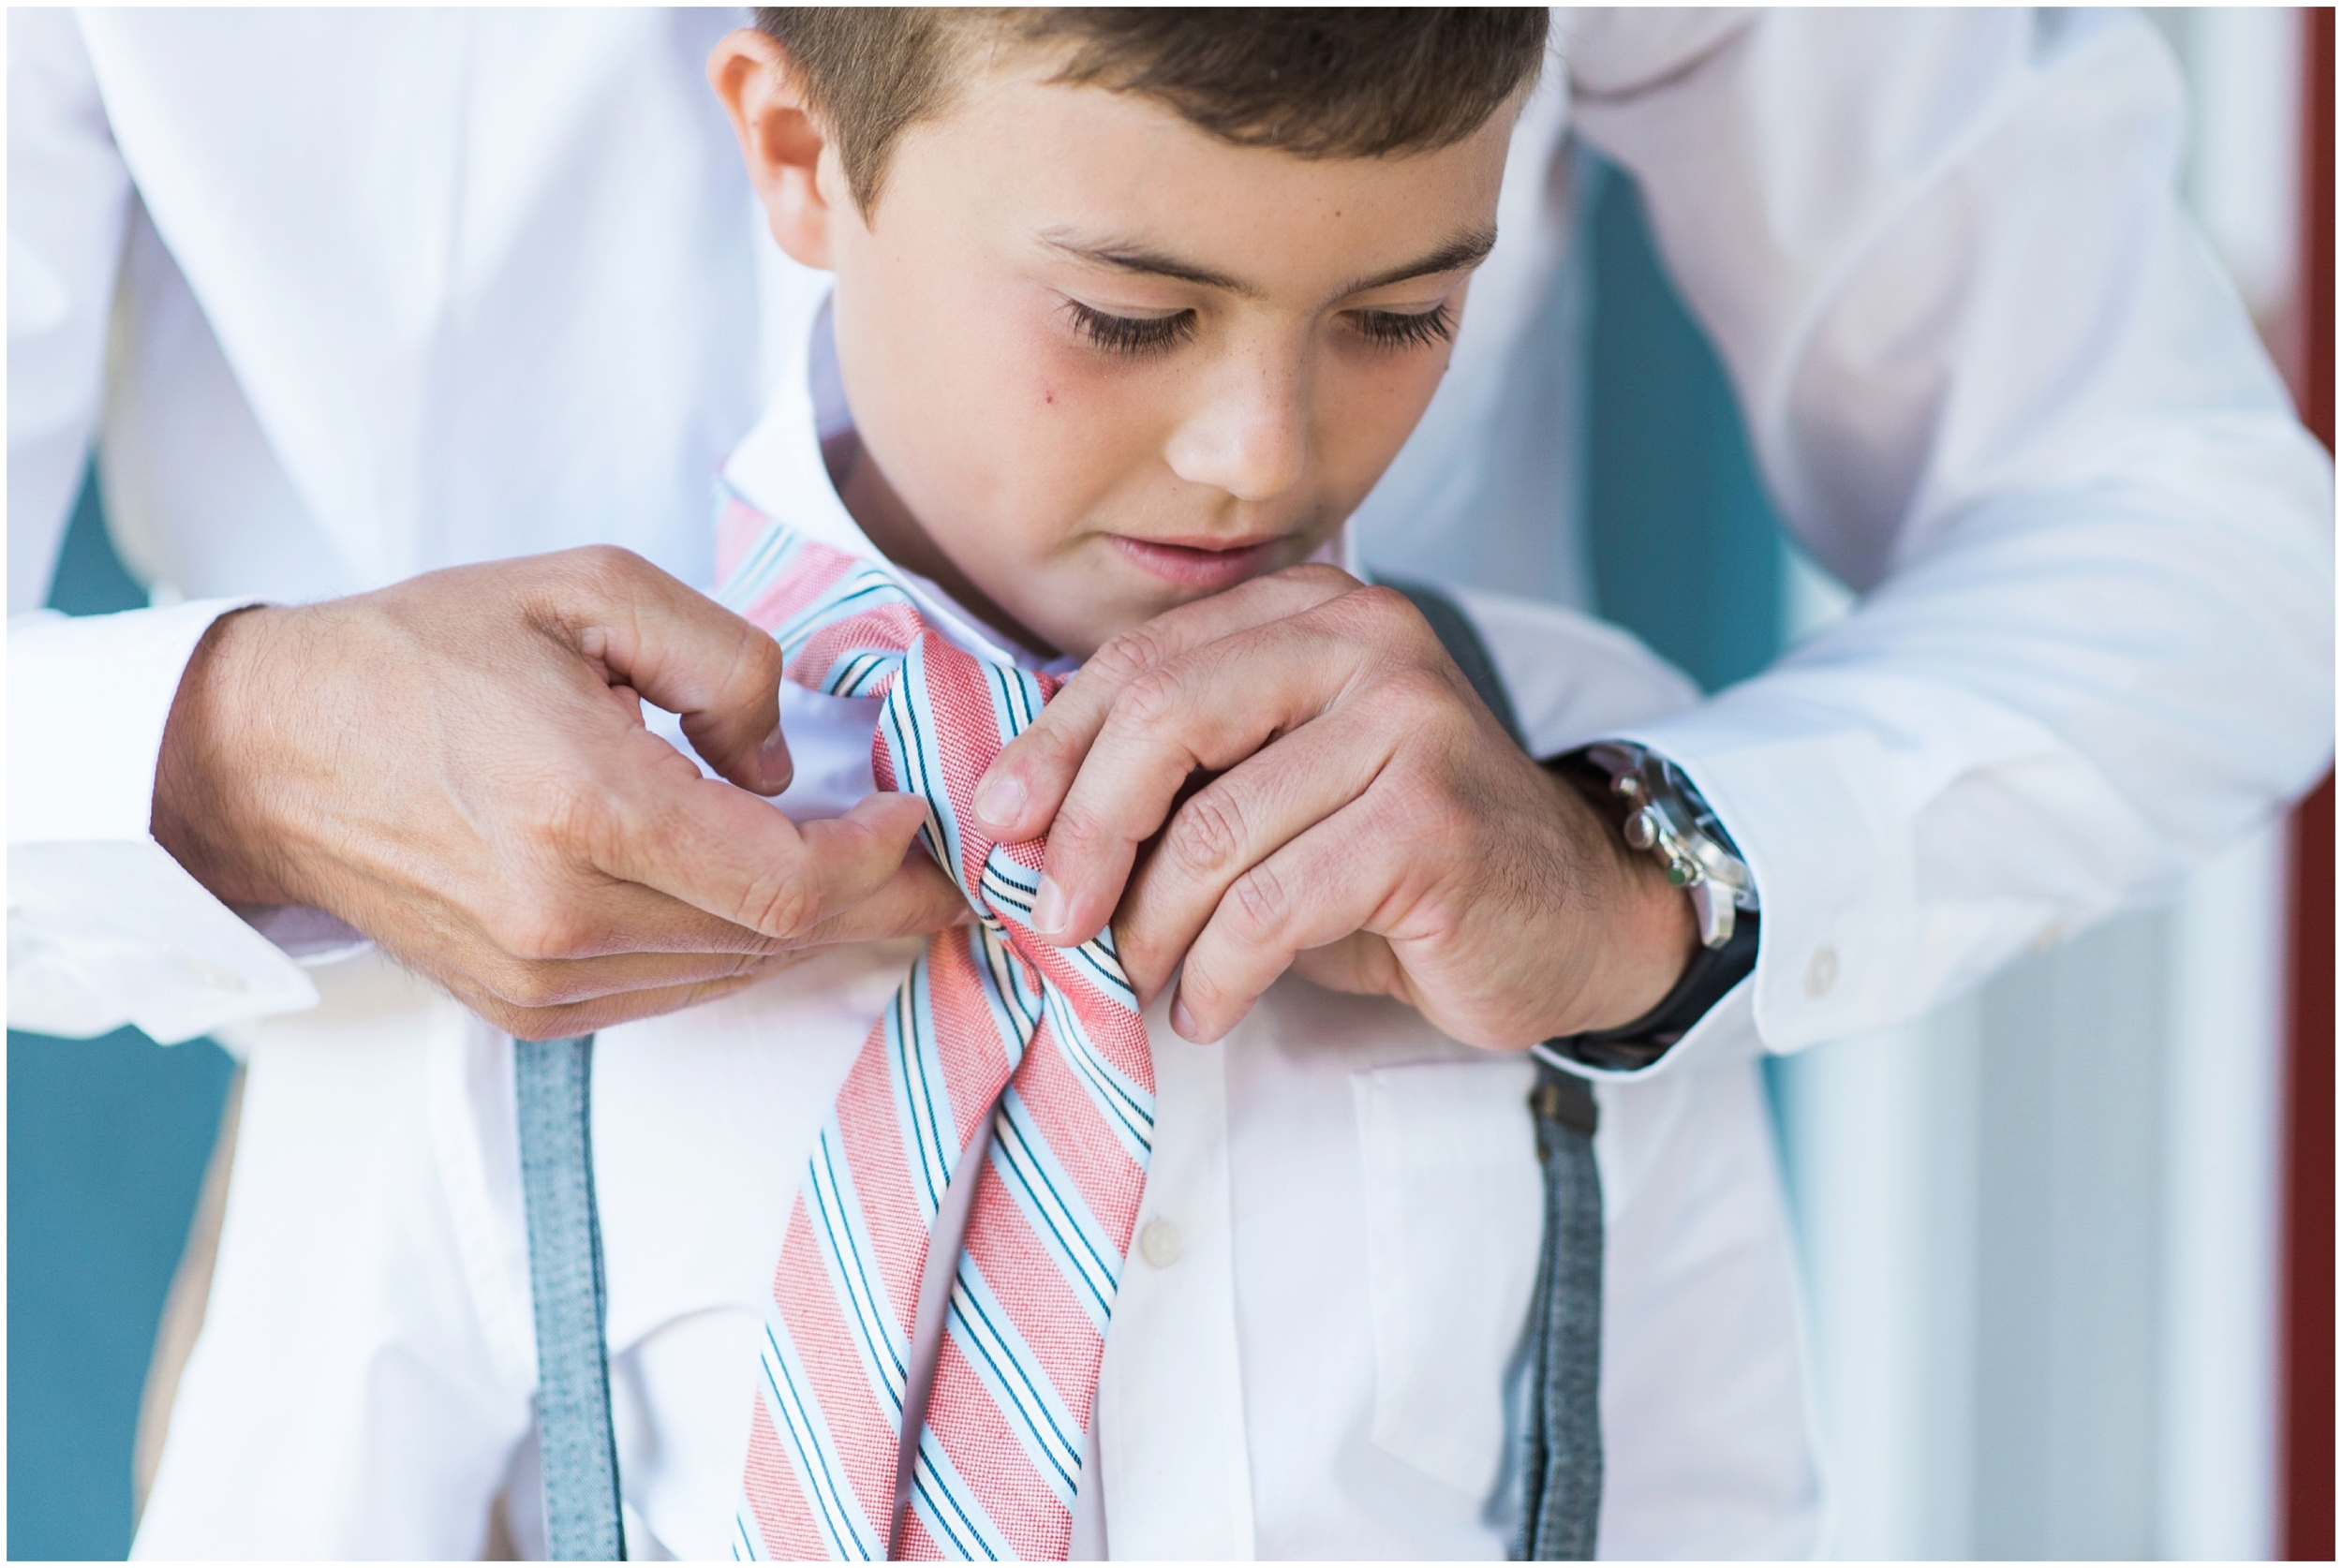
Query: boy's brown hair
754,7,1550,211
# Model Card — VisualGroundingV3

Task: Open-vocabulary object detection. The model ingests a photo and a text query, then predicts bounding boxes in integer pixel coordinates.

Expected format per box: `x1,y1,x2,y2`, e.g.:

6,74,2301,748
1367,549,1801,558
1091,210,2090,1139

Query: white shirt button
1805,945,1839,998
1138,1217,1183,1268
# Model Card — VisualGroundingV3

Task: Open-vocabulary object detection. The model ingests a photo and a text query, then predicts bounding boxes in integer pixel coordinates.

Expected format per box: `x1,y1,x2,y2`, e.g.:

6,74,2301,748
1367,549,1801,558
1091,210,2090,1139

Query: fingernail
1170,996,1200,1040
1031,874,1067,937
758,726,793,789
973,771,1026,829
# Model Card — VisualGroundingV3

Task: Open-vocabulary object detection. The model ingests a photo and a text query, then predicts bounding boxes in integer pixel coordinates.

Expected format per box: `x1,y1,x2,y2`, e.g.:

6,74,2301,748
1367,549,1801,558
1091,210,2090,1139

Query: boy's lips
1111,532,1290,590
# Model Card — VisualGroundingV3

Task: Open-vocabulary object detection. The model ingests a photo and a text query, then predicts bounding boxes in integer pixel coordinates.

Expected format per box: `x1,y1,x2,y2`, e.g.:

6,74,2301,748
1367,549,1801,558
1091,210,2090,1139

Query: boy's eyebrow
1039,224,1499,300
1041,230,1259,295
1341,227,1499,294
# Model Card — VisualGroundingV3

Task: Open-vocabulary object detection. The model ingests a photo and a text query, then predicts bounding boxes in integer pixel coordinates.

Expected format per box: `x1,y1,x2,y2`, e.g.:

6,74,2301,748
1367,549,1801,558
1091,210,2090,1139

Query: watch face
1654,759,1738,856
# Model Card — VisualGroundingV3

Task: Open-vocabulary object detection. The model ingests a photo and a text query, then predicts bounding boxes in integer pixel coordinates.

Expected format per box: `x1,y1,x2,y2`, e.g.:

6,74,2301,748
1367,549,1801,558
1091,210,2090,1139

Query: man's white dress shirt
8,7,2333,1560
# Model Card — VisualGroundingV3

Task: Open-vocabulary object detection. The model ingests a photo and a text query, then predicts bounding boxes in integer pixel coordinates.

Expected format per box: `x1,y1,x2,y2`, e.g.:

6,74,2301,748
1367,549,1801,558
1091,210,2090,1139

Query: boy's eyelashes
1061,299,1457,359
1351,303,1455,350
1066,299,1196,357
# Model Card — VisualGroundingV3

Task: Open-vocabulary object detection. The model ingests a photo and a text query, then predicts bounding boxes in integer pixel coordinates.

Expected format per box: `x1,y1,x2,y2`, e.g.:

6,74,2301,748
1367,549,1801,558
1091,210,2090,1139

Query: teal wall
1581,158,1786,692
5,155,1789,1561
1576,160,1799,1182
9,472,239,1561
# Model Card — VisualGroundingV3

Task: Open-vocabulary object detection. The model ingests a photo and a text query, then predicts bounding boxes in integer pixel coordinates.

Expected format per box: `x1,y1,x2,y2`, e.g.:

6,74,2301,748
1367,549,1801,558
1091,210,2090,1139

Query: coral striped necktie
718,502,1154,1561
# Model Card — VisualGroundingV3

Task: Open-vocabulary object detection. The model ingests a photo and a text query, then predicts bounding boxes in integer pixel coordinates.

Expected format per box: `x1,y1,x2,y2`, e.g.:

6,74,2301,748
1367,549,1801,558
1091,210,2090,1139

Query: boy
139,9,1814,1558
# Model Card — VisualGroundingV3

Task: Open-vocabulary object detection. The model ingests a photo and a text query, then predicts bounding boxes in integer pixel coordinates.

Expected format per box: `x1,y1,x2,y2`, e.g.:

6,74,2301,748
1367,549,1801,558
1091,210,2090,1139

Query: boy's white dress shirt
7,7,2332,1559
134,287,1815,1559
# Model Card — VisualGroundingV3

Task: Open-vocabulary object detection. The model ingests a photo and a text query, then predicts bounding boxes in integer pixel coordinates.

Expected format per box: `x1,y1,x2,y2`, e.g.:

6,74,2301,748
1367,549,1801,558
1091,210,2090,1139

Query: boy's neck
821,428,1060,658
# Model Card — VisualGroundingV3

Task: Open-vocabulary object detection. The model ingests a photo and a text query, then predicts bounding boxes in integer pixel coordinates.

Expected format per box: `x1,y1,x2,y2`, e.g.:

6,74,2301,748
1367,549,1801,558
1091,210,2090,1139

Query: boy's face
718,38,1517,658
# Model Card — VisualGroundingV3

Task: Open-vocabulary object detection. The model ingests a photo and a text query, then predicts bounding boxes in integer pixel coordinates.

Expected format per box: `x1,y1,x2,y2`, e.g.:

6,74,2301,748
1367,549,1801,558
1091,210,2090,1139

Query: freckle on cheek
1042,386,1056,406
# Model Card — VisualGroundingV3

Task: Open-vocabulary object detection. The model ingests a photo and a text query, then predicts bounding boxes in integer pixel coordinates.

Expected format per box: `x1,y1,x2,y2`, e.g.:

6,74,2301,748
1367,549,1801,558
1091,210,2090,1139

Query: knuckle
1282,561,1362,597
1165,791,1245,879
736,869,823,939
564,543,649,593
497,962,577,1012
467,945,570,1013
1228,861,1292,937
1116,664,1187,732
1346,582,1416,622
1386,662,1461,721
1334,584,1441,658
485,896,601,963
731,619,784,689
1087,623,1175,688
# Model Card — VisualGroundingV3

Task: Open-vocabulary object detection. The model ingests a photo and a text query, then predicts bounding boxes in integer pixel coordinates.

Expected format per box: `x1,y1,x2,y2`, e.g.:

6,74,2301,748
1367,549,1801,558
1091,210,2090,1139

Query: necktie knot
720,514,1129,1003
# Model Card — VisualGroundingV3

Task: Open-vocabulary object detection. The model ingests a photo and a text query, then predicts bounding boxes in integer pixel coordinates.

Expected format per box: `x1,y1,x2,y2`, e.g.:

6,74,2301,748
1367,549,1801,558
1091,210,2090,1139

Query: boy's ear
708,28,842,269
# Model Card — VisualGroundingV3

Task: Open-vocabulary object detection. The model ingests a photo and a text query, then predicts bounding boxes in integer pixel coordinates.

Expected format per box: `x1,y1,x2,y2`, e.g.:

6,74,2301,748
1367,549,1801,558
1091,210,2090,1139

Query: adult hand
968,566,1697,1048
151,546,969,1038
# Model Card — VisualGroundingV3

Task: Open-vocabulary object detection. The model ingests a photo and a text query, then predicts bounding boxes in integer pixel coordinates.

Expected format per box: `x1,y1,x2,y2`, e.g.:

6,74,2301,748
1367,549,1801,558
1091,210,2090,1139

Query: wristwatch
1537,742,1761,1073
1584,741,1756,949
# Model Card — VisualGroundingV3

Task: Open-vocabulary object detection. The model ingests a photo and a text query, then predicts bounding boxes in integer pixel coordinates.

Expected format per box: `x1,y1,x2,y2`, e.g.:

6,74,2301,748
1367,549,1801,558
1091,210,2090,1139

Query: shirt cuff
8,598,323,1043
1615,696,1906,1056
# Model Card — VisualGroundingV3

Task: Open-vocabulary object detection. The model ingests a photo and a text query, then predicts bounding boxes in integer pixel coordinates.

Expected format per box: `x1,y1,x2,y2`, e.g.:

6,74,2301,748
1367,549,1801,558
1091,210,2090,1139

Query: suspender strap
1520,1063,1604,1559
515,1034,627,1561
1386,580,1606,1561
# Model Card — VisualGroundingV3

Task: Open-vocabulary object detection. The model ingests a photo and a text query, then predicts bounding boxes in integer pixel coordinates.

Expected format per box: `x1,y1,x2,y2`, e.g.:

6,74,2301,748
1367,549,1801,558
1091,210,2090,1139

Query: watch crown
1625,806,1658,850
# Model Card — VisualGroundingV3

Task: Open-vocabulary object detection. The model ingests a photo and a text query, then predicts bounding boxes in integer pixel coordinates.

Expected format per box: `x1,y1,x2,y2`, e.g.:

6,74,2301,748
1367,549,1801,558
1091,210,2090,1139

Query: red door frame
2279,7,2335,1561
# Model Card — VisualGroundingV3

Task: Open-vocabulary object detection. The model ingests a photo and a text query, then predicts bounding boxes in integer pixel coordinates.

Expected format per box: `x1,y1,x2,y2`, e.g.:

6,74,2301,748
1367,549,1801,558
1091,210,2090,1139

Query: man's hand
968,567,1697,1048
151,547,969,1037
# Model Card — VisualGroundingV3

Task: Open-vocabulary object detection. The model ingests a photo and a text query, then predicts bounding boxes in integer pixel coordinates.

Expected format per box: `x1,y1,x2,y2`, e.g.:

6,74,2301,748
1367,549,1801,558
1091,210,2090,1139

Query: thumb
539,546,794,794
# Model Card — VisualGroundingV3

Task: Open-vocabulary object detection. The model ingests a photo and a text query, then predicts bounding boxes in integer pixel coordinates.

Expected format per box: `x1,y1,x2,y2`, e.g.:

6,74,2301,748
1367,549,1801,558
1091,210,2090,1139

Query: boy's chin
1037,595,1187,664
1008,548,1302,662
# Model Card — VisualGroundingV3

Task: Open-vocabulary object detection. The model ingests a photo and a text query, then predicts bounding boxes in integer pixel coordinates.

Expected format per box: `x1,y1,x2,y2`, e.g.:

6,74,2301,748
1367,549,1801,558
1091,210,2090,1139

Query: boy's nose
1164,353,1312,502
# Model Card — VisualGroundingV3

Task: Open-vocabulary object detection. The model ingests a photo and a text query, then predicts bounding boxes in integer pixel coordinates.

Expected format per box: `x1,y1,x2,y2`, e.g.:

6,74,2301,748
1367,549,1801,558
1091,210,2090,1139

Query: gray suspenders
1387,582,1604,1561
512,584,1602,1561
515,1036,626,1560
1518,1062,1605,1558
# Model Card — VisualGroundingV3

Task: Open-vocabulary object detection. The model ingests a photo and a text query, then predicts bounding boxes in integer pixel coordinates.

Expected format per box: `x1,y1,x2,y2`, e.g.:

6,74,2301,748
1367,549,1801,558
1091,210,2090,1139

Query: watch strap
1538,910,1759,1072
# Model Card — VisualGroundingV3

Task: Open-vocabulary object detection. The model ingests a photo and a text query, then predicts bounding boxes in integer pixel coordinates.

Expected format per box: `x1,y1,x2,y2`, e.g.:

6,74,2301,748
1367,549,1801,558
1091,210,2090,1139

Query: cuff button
1804,945,1839,999
177,954,248,993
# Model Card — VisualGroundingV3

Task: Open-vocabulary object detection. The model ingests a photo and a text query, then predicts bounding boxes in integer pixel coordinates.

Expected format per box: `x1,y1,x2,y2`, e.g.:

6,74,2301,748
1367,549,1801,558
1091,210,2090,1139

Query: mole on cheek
1042,386,1056,406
